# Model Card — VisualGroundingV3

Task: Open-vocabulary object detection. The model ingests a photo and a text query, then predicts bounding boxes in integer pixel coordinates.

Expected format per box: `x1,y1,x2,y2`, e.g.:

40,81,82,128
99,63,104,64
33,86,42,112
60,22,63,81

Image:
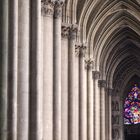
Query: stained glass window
124,85,140,125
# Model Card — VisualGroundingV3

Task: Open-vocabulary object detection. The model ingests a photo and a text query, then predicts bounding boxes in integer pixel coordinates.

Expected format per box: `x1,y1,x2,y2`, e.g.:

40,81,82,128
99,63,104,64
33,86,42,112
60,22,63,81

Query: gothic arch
1,1,140,140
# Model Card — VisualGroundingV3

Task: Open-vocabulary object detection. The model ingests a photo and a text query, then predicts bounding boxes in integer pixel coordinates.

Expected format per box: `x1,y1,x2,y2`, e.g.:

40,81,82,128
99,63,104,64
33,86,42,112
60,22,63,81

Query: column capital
54,0,65,18
92,71,100,80
61,23,70,38
98,80,106,88
41,0,55,17
69,24,78,39
54,0,65,4
75,43,87,57
84,58,94,70
108,88,114,96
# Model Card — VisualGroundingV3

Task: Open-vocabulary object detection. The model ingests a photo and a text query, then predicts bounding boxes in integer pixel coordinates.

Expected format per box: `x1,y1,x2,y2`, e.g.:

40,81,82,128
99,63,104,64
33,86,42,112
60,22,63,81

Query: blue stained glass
124,85,140,125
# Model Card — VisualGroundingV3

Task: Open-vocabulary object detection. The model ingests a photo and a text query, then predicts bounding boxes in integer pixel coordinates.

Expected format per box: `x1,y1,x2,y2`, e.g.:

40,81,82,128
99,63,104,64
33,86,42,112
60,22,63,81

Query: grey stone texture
0,0,140,140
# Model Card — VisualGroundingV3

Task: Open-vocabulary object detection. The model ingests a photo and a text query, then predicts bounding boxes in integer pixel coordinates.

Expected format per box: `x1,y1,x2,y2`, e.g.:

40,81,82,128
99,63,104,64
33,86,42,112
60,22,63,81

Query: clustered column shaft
8,0,18,139
30,0,42,139
0,0,9,140
76,43,87,140
99,80,106,140
41,1,54,140
53,1,64,140
85,59,94,140
68,24,77,140
93,71,100,140
1,0,42,139
17,1,30,140
108,89,113,140
61,24,70,140
41,1,64,140
0,1,115,140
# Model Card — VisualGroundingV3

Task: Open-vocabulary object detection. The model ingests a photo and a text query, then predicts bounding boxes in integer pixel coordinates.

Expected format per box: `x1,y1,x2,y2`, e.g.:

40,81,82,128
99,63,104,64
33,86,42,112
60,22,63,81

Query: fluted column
8,0,18,139
41,1,54,140
17,1,30,139
68,24,77,140
85,59,94,140
0,0,9,139
99,80,106,140
76,43,87,140
61,23,70,140
53,1,64,140
93,71,100,140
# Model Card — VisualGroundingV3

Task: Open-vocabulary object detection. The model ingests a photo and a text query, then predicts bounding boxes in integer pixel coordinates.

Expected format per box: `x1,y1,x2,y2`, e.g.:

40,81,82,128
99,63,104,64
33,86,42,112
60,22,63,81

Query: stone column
85,59,94,140
105,88,109,140
17,1,30,140
93,71,100,140
8,0,18,139
74,41,79,140
76,43,87,140
53,1,64,140
36,0,43,139
108,89,113,140
30,0,42,140
41,1,54,140
68,24,77,140
36,1,43,138
61,23,70,140
99,80,106,140
0,0,8,139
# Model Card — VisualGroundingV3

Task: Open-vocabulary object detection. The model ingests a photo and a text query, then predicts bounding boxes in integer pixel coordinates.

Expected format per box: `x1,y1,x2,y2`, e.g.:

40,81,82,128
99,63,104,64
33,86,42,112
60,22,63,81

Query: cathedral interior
0,0,140,140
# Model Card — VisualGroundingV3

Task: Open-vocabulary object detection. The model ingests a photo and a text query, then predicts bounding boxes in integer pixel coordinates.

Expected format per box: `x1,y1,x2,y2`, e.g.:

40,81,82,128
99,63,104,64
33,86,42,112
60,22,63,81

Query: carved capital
69,24,78,39
61,23,70,38
92,71,100,80
41,0,55,17
54,0,64,18
85,58,94,70
75,43,82,56
75,43,87,57
108,88,114,96
98,80,106,88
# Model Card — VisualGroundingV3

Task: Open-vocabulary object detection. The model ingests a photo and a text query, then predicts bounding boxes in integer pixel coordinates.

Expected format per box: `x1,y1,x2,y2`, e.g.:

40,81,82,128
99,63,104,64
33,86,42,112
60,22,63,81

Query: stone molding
92,71,100,80
61,23,70,38
84,58,94,70
41,0,55,17
98,80,106,88
75,43,87,57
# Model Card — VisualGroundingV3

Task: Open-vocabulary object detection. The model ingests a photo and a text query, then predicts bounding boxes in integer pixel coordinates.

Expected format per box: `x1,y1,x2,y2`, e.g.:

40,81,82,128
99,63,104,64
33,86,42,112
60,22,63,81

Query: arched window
124,85,140,125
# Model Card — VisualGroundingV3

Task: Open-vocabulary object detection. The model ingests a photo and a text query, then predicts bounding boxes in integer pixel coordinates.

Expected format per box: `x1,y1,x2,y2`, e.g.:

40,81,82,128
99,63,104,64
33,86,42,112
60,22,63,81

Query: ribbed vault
65,0,140,90
2,1,140,140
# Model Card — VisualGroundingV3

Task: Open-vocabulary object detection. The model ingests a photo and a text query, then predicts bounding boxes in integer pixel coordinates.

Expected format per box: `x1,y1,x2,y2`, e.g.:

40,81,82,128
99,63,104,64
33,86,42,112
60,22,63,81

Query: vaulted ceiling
63,0,140,91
